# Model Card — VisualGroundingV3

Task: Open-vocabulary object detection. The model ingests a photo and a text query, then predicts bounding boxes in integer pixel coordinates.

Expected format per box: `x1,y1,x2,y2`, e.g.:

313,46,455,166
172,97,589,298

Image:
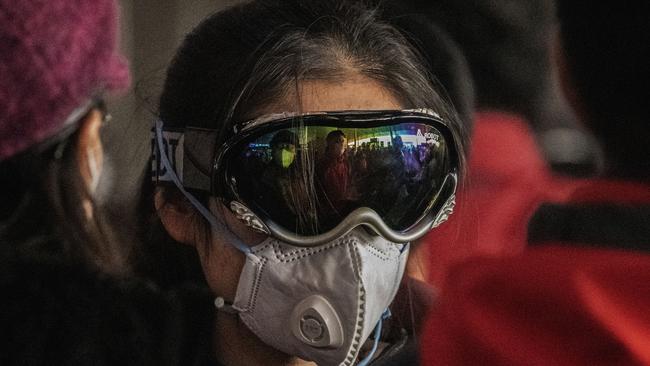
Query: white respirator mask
219,229,408,366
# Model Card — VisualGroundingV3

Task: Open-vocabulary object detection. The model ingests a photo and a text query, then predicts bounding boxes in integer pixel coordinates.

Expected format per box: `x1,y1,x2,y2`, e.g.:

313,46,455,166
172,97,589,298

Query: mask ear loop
154,120,252,254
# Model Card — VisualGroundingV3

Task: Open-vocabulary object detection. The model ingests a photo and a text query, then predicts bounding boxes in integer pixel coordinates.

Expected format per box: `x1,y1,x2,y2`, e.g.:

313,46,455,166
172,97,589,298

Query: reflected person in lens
260,130,303,220
317,130,350,221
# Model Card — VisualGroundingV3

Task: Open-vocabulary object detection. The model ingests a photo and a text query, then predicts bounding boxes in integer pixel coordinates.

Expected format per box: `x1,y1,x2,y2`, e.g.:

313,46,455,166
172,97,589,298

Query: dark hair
326,130,346,142
0,117,127,274
270,130,298,148
557,3,649,179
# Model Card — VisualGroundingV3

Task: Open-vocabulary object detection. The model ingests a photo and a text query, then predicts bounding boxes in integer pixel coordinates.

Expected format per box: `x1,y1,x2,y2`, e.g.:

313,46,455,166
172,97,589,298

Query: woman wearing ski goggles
146,1,468,365
154,109,459,247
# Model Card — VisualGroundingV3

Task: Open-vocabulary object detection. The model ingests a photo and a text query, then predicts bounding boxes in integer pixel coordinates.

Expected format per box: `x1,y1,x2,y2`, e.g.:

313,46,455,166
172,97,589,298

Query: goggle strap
154,120,251,254
151,125,214,191
151,127,184,184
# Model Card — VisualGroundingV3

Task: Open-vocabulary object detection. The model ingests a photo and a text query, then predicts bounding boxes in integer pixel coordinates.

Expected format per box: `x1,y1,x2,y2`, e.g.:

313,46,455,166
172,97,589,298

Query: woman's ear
76,108,104,193
76,108,104,219
155,188,198,246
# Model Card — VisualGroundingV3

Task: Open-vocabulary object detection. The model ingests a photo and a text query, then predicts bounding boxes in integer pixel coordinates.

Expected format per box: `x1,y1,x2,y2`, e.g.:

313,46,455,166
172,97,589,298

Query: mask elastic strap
154,120,251,254
356,308,392,366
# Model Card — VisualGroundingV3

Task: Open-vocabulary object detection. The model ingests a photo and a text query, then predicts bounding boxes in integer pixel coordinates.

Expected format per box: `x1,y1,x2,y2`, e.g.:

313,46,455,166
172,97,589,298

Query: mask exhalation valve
290,295,344,348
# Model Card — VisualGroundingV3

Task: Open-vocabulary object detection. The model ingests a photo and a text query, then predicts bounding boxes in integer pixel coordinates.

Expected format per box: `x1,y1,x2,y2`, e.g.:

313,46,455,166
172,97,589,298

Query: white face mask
223,228,409,366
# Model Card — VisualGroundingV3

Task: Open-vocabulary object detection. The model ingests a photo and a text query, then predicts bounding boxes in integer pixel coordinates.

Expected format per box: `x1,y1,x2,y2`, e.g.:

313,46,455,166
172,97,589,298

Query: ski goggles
153,109,459,246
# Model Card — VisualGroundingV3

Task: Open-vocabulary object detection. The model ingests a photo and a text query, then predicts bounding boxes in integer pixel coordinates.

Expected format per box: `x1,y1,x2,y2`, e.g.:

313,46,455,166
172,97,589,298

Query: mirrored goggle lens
227,122,451,236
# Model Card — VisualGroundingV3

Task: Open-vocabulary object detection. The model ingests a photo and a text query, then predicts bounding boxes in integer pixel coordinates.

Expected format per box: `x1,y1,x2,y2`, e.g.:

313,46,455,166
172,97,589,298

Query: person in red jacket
317,130,350,215
420,2,650,365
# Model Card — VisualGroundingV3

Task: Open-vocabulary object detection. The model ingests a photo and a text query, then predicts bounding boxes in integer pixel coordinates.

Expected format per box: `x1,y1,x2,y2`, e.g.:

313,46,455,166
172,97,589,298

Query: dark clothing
0,241,220,366
528,179,650,251
370,330,418,366
419,179,650,366
372,341,418,366
369,276,437,366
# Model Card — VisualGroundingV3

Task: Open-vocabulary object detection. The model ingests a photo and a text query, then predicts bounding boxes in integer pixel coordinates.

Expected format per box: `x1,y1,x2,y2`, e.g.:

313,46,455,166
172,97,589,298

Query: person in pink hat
0,1,219,364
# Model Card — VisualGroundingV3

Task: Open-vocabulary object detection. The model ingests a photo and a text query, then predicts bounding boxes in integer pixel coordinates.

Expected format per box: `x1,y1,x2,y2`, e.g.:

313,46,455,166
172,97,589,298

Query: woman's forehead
254,75,403,116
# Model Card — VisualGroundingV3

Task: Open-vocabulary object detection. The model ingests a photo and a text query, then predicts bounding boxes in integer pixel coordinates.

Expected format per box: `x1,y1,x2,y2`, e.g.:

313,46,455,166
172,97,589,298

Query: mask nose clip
290,295,344,348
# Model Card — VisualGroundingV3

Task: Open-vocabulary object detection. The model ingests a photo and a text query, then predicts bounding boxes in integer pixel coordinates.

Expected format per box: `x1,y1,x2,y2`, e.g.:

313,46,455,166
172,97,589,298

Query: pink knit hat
0,0,130,161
